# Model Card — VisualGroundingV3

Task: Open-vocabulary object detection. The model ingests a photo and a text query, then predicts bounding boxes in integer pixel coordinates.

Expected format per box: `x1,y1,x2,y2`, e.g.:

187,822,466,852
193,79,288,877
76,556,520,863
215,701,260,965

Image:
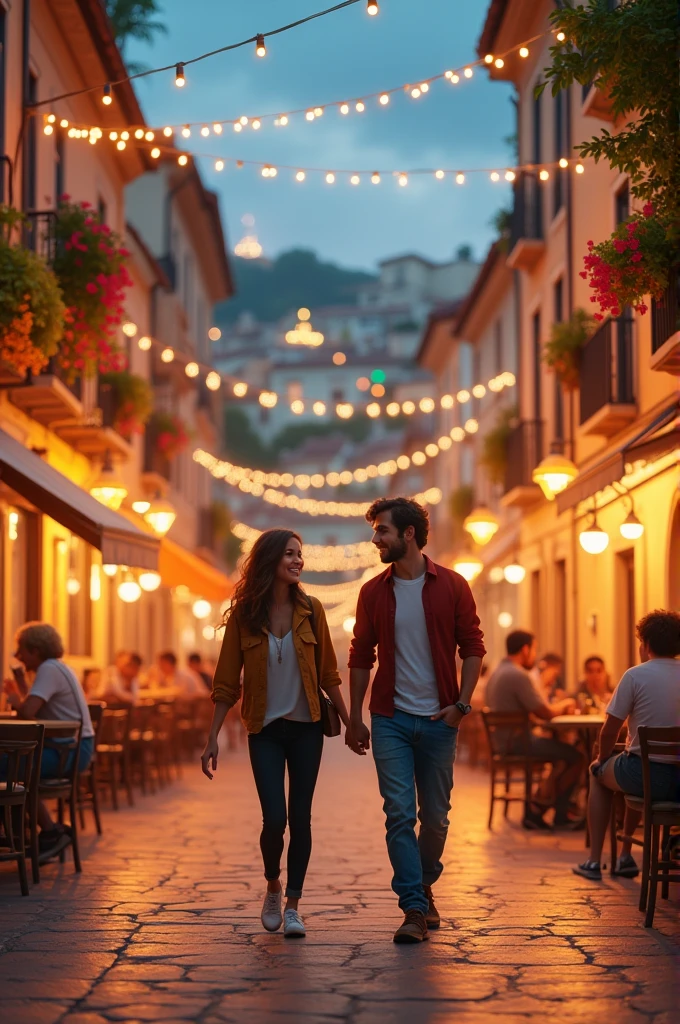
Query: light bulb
452,553,484,582
398,174,408,187
343,616,357,634
504,563,526,585
255,34,266,57
498,612,513,629
350,174,360,185
138,335,152,351
556,30,566,42
66,576,81,596
102,84,112,105
620,511,644,541
206,371,221,391
233,122,242,132
178,154,188,166
367,0,378,14
122,321,137,337
43,123,54,136
252,119,261,130
213,123,223,134
326,172,335,184
371,172,381,184
435,169,445,180
356,101,365,112
484,54,494,64
193,599,212,620
579,520,609,555
314,107,323,117
118,575,142,603
296,170,306,182
116,140,126,151
464,507,500,546
305,109,315,121
175,63,185,87
139,571,162,592
181,125,191,138
135,128,144,139
340,103,349,115
464,67,473,78
151,147,161,159
490,171,500,182
144,496,177,536
559,157,569,169
102,564,118,578
161,347,174,362
131,499,151,514
519,46,529,58
505,170,516,181
200,125,210,137
539,169,550,181
575,163,585,174
185,361,199,378
456,172,465,185
379,93,389,105
163,126,173,136
494,58,504,69
489,566,505,584
215,159,224,171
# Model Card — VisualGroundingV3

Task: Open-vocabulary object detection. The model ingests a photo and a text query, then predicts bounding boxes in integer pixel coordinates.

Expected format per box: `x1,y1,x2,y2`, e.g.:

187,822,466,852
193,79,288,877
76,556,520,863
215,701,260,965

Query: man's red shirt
347,554,486,716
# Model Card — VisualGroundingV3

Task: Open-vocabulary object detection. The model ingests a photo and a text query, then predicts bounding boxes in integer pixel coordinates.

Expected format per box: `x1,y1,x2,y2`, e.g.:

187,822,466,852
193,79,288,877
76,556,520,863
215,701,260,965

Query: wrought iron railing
579,314,635,425
22,210,58,263
504,420,544,494
509,171,543,252
651,269,680,355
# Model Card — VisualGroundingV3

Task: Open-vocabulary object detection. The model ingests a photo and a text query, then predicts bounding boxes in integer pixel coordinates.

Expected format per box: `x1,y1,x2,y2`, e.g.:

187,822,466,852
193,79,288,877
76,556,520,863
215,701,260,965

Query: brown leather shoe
393,909,429,944
423,885,440,929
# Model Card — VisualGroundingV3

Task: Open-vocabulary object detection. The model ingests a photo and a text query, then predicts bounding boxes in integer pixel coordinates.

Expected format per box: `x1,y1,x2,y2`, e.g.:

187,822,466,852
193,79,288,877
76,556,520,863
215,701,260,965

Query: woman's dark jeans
248,718,324,898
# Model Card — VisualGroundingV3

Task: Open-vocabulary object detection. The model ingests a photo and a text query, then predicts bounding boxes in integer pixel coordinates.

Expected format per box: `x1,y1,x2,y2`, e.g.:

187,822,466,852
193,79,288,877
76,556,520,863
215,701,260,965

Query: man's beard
379,537,408,563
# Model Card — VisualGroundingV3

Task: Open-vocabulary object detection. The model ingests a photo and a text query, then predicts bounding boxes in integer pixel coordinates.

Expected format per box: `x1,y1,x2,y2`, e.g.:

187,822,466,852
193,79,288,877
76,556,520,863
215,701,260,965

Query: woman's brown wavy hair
228,528,305,634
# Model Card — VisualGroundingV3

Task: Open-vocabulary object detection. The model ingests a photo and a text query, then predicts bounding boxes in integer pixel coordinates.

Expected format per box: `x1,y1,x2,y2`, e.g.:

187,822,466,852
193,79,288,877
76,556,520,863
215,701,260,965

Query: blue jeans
371,710,458,914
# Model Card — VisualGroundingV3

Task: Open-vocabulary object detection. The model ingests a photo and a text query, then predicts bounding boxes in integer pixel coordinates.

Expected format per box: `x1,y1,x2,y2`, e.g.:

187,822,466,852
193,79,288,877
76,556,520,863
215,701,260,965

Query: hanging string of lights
192,398,491,491
38,31,547,138
30,0,370,110
248,484,442,518
232,521,378,572
129,319,516,420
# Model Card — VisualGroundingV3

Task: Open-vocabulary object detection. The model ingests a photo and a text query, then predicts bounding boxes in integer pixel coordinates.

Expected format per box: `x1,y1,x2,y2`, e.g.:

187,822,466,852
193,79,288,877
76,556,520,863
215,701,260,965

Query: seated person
536,652,566,703
187,652,212,691
154,651,204,697
577,655,613,712
573,609,680,881
102,650,142,705
2,622,95,862
485,629,584,830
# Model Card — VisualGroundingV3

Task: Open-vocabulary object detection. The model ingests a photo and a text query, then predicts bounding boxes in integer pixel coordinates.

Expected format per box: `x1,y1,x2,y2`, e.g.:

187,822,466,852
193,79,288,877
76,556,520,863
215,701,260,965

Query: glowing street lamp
532,443,578,500
463,507,500,546
579,514,609,554
90,450,127,510
144,494,176,536
451,550,484,582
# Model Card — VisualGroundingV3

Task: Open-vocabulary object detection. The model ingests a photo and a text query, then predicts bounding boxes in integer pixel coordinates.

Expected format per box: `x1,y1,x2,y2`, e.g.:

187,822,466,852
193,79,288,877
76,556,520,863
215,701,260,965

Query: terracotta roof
477,0,511,58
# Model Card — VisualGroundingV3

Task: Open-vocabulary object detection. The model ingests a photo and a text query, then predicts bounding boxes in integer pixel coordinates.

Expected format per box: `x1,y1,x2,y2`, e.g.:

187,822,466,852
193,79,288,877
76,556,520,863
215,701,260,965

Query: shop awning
556,400,679,514
0,428,159,569
159,536,232,602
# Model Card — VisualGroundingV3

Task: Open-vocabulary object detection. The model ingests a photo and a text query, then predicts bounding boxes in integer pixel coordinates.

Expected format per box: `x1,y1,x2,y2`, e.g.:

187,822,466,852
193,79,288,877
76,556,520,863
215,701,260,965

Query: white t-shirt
392,573,440,717
263,631,312,728
607,658,680,762
30,659,95,739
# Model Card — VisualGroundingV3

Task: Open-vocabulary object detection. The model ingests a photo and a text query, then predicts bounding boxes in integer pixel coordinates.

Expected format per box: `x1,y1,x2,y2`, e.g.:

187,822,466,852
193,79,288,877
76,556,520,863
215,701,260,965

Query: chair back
0,724,44,796
40,721,82,793
481,710,531,758
638,726,680,806
87,702,106,742
99,707,130,748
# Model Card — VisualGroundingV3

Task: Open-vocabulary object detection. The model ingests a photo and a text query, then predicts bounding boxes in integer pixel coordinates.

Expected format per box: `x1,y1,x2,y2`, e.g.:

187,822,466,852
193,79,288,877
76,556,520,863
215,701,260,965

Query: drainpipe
20,0,31,209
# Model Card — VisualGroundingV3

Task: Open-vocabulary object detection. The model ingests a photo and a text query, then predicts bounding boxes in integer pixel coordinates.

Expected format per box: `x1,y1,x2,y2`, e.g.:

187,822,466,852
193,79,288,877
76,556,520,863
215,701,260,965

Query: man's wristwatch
455,701,472,716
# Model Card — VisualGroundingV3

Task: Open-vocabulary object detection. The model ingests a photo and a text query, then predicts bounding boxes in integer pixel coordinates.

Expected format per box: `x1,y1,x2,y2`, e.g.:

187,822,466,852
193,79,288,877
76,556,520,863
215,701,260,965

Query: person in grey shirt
485,630,583,830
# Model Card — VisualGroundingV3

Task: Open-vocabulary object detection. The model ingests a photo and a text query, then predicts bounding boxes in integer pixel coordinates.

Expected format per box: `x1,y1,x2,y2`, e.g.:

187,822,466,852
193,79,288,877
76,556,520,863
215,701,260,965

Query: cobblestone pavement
1,738,678,1024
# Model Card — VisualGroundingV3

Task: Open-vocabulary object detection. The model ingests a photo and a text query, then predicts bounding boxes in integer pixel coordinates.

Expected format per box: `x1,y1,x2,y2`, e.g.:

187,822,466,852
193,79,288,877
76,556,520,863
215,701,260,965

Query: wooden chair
152,701,175,787
97,707,132,810
0,725,44,895
79,702,106,833
616,727,680,928
481,710,546,829
37,722,83,873
128,700,156,795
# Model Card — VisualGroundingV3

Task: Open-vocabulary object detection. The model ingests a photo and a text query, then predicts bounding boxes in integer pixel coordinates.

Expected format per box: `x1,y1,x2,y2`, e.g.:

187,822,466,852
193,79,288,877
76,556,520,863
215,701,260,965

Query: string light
539,169,550,180
102,83,112,105
185,362,199,378
556,30,566,42
371,172,381,184
367,0,378,14
559,157,569,169
519,46,529,58
379,93,389,105
326,172,336,184
575,163,584,174
494,58,504,69
175,63,186,87
256,34,266,57
355,101,365,112
178,154,188,166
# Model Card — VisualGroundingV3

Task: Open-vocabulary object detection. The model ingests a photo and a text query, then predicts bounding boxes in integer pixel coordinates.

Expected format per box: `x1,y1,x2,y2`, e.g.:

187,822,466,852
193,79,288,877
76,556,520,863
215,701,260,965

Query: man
102,651,142,704
573,610,680,881
347,496,485,944
155,651,204,697
485,631,583,830
535,652,565,703
187,652,212,691
577,655,612,711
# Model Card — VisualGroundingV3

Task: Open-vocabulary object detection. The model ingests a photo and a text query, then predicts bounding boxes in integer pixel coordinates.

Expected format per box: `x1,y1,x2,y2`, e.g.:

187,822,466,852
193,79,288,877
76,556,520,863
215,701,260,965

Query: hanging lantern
451,550,484,582
532,444,578,500
579,515,609,554
463,506,500,546
89,450,127,510
144,494,176,536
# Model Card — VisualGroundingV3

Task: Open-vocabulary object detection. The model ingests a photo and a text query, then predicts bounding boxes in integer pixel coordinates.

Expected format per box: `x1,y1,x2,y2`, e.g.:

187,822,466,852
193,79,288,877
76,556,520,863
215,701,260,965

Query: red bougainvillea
152,411,189,461
53,197,132,377
580,204,670,321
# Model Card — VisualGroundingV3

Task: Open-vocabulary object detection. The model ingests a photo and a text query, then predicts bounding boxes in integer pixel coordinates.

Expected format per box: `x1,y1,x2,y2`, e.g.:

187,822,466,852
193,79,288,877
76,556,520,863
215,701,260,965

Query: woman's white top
263,631,313,728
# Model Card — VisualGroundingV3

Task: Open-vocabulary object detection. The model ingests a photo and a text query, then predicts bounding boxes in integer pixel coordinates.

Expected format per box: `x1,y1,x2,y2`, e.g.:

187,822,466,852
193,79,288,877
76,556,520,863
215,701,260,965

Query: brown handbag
306,596,342,737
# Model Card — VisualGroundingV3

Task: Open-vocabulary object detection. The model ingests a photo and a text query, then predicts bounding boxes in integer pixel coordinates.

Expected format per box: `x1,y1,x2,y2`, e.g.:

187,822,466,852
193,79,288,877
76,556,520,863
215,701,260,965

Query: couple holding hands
201,496,485,943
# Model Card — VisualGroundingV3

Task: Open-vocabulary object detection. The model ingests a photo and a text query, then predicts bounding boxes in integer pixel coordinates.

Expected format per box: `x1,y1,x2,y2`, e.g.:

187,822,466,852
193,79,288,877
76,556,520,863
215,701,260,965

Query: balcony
52,379,131,459
650,269,680,375
22,210,58,263
579,315,637,437
507,172,545,272
501,419,544,509
141,423,172,494
7,358,83,427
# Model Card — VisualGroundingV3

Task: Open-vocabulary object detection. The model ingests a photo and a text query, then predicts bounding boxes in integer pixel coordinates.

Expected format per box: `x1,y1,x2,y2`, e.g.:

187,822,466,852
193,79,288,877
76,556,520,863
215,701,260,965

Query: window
0,9,6,203
494,319,503,375
553,91,566,215
54,127,65,205
97,196,107,225
615,181,629,226
532,311,542,421
532,88,542,164
553,279,564,438
23,72,38,212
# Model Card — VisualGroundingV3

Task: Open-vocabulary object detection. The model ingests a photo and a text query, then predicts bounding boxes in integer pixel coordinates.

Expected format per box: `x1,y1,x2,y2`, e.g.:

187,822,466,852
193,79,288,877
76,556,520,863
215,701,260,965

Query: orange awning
159,536,232,602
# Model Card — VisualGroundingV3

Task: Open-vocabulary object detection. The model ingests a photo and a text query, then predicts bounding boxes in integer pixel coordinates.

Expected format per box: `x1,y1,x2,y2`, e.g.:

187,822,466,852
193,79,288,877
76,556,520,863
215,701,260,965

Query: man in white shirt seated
153,651,204,697
101,651,141,704
573,609,680,881
2,622,95,863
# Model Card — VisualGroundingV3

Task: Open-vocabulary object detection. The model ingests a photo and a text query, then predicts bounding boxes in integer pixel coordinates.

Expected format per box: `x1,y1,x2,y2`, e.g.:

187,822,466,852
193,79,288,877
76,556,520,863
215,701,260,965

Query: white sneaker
283,908,306,938
261,889,283,932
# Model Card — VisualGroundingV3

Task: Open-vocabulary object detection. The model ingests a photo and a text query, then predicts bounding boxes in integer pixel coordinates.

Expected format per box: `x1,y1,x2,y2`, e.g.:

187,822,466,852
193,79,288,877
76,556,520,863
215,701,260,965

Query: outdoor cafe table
549,714,606,760
0,719,81,733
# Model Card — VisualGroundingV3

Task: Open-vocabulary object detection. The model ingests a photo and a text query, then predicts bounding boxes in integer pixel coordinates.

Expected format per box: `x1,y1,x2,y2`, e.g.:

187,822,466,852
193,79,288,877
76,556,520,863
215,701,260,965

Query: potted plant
0,207,64,379
543,310,596,390
480,405,518,484
150,411,189,461
448,484,474,545
52,197,132,379
581,207,673,321
99,369,154,438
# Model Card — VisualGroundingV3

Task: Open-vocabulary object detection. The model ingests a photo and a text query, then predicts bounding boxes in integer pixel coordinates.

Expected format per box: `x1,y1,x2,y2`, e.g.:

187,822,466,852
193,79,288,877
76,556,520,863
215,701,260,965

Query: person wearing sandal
201,528,349,938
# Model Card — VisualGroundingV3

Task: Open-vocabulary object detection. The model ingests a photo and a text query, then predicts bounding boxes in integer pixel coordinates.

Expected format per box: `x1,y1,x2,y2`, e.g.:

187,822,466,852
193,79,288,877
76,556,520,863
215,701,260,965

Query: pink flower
593,313,604,321
637,303,648,315
86,282,98,294
613,239,628,253
579,271,588,279
628,238,639,250
642,203,654,217
630,252,642,262
81,201,92,209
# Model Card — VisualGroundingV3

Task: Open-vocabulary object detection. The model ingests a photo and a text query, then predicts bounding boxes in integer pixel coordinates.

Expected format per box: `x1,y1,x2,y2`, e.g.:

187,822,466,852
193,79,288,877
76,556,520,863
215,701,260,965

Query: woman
2,622,95,862
201,528,349,938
